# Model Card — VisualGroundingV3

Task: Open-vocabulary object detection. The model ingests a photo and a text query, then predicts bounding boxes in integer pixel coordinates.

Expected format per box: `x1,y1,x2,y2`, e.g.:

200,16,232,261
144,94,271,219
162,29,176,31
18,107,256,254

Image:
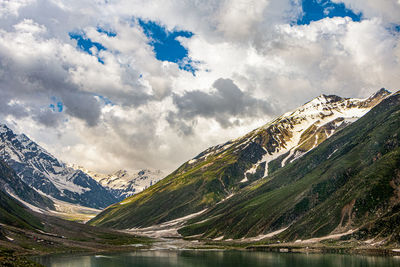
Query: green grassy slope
0,189,43,230
178,92,400,241
0,160,47,230
89,111,319,229
88,137,268,228
89,90,395,234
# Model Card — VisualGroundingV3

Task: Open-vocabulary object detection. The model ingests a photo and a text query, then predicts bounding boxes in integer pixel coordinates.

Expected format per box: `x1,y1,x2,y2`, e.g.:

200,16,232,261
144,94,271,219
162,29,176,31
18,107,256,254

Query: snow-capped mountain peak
0,125,117,209
70,165,165,199
254,89,390,172
188,89,391,181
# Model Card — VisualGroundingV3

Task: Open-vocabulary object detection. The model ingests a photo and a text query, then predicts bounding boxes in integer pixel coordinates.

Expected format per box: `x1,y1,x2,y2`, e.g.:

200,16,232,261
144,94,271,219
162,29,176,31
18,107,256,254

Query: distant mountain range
90,89,400,245
0,124,117,209
0,125,164,210
2,87,399,247
71,165,164,199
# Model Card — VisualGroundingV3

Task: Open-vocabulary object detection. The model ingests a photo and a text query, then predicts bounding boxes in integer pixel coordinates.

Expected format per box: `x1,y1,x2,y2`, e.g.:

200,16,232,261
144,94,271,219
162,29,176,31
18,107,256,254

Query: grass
91,92,400,246
89,135,268,228
179,93,400,242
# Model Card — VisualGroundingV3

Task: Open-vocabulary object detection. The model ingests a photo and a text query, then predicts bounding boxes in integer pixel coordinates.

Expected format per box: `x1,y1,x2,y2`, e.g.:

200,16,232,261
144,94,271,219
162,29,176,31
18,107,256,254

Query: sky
0,0,399,173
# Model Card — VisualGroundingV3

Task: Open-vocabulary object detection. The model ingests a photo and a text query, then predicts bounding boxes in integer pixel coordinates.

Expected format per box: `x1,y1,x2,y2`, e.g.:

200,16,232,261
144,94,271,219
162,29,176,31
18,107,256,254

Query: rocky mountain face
89,89,391,230
71,166,164,200
0,159,45,230
0,125,118,209
178,90,400,243
0,158,54,211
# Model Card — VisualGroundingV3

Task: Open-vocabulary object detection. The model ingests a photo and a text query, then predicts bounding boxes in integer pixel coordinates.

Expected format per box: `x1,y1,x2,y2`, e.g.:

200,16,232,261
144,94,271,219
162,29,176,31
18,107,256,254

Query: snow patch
241,227,288,242
281,149,295,167
75,166,165,198
327,148,339,159
188,159,197,164
126,209,208,239
295,229,356,244
243,162,258,179
43,195,101,222
216,193,234,205
5,189,46,214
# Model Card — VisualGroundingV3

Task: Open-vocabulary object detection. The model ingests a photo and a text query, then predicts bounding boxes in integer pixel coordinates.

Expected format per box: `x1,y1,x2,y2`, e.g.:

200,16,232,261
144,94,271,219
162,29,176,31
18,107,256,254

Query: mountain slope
176,91,400,243
0,125,117,209
72,166,164,200
0,190,44,231
0,158,153,261
89,89,390,229
0,160,44,230
0,159,54,211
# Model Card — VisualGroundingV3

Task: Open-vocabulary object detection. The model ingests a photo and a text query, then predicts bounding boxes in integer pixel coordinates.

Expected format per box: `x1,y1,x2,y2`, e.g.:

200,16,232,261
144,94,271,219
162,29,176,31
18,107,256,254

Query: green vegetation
0,209,154,264
0,158,154,260
0,249,43,267
89,135,268,228
0,190,43,230
179,93,400,242
0,160,54,211
91,91,400,246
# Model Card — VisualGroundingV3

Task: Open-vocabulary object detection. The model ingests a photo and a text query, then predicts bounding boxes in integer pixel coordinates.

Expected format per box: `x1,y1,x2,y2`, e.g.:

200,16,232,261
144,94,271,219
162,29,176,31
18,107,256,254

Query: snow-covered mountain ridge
70,165,164,199
189,88,391,180
89,89,393,230
0,125,117,209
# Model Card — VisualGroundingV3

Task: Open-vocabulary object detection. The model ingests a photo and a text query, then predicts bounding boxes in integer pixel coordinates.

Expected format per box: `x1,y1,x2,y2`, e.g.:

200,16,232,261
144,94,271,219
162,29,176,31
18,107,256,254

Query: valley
1,1,400,266
1,89,400,266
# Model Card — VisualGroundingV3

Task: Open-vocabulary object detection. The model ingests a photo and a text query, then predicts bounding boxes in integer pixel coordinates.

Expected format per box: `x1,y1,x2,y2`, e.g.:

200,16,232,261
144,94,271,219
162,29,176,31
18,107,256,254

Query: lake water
33,250,400,267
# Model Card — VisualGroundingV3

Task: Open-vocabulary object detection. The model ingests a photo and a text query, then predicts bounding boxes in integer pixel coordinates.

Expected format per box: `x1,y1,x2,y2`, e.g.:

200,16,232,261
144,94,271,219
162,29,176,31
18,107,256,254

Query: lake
33,250,400,267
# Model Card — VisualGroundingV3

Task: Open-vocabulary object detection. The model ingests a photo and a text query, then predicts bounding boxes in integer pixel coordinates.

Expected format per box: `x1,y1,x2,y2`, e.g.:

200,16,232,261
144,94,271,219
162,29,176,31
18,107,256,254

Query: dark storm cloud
169,78,273,134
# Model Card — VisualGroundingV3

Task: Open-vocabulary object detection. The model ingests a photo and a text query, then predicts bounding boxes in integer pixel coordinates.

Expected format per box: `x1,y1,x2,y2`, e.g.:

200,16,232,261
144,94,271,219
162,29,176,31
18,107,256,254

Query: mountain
89,88,390,229
71,166,165,200
177,90,400,243
0,187,44,231
0,158,54,211
0,124,118,209
0,158,152,261
0,189,44,231
0,159,46,230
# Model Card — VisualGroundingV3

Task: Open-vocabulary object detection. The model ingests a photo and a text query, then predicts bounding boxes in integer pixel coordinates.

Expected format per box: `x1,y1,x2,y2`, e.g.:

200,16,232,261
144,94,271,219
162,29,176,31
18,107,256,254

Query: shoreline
246,244,400,257
3,236,400,266
27,241,400,259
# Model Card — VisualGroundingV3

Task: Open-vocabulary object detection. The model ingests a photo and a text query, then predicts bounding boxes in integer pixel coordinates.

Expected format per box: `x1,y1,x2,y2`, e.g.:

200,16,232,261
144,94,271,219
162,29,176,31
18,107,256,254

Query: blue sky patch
96,95,114,106
97,26,117,37
49,99,63,112
69,32,107,63
138,19,197,75
387,24,400,35
297,0,362,25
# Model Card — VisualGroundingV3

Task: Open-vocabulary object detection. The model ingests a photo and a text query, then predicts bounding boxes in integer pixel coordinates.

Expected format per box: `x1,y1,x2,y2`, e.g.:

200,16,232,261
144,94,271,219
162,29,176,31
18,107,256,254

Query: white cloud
332,0,400,24
216,0,270,40
0,0,35,18
0,1,399,173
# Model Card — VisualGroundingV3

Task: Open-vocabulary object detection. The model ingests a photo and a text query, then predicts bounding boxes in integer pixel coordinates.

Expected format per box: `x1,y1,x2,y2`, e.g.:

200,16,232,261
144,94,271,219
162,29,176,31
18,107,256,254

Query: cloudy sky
0,0,399,173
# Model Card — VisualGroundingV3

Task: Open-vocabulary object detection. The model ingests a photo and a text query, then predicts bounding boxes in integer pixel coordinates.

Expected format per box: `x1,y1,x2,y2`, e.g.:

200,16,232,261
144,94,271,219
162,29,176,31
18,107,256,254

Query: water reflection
34,250,400,267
